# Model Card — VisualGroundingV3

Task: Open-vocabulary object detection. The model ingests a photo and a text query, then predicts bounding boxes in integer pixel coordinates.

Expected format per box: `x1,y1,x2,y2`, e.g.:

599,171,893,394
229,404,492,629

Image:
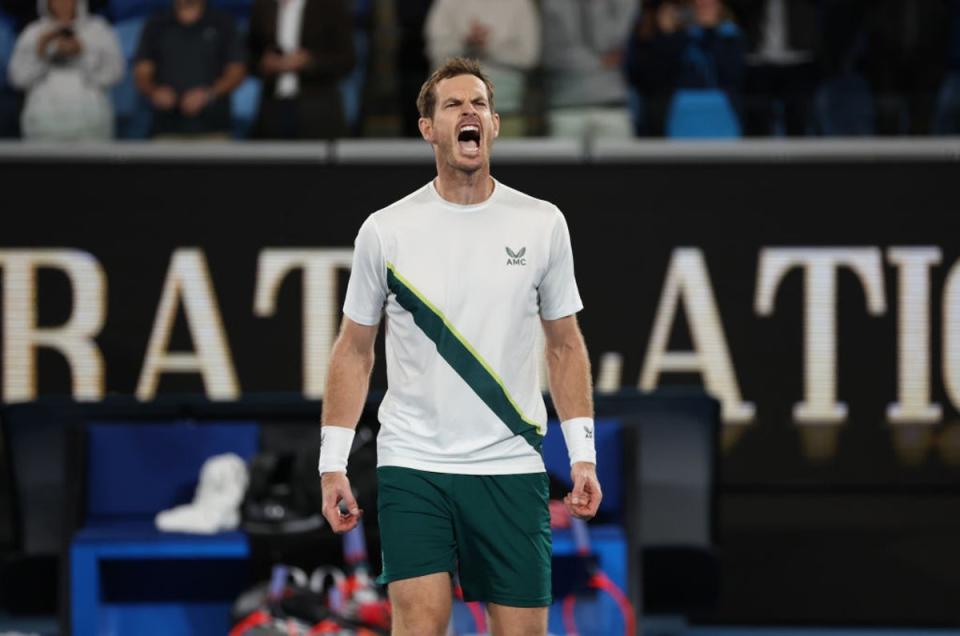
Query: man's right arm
319,316,379,533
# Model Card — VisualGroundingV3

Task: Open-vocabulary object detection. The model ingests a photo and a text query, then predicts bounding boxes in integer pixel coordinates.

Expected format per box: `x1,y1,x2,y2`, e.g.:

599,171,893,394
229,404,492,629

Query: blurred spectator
395,0,431,138
726,0,819,136
864,0,949,135
628,0,746,136
247,0,354,139
133,0,246,138
541,0,636,139
7,0,123,140
424,0,539,137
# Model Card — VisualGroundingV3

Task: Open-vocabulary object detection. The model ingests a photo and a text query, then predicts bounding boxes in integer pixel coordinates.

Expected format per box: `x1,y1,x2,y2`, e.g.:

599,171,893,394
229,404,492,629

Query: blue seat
108,0,168,21
231,75,261,138
814,73,876,136
111,16,153,138
0,13,17,137
0,13,15,90
70,420,260,636
210,0,253,22
934,71,960,135
666,89,741,139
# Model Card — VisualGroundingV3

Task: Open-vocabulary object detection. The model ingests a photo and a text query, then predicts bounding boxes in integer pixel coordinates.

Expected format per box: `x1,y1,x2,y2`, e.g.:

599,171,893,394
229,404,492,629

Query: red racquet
561,517,636,636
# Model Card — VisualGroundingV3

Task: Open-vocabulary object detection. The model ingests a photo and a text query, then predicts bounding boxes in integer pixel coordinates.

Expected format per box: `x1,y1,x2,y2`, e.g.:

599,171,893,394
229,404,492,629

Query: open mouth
457,124,481,156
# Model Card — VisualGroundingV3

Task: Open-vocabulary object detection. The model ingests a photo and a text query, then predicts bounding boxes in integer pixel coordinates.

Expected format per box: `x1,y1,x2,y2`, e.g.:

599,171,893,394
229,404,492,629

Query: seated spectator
7,0,122,140
628,0,746,135
424,0,539,137
726,0,819,136
134,0,245,139
541,0,637,139
247,0,354,139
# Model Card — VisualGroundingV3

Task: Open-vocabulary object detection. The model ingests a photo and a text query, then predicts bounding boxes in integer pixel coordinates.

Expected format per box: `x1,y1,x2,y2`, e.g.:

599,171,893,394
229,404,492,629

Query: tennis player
318,57,601,636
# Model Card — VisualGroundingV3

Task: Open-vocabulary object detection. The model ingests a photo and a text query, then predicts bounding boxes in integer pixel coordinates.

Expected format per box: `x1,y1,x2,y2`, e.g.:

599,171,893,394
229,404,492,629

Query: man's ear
492,112,501,139
418,117,433,143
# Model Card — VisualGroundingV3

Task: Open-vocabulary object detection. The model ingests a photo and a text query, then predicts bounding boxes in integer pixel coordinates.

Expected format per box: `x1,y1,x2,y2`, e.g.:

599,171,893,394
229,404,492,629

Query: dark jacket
726,0,819,55
247,0,354,100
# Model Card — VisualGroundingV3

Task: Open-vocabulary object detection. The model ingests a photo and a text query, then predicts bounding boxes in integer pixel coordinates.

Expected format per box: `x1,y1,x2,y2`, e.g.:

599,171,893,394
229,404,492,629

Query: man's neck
434,164,494,206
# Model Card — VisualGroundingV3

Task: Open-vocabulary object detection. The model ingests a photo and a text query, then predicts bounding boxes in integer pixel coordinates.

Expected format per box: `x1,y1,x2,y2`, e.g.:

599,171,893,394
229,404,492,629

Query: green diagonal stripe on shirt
386,262,543,451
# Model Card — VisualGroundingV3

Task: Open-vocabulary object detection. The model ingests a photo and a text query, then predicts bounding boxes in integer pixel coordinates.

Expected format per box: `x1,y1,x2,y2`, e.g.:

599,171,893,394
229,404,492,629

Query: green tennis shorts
376,465,552,607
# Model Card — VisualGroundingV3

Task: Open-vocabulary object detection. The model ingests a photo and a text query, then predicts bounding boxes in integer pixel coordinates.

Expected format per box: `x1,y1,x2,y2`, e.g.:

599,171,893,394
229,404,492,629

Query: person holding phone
8,0,123,139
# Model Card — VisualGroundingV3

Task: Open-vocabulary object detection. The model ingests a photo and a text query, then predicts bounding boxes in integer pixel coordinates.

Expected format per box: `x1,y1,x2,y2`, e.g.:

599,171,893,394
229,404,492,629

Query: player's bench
68,420,259,636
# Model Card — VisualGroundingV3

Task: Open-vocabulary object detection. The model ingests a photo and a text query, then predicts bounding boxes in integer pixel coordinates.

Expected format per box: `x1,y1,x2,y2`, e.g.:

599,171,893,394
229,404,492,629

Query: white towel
155,453,249,534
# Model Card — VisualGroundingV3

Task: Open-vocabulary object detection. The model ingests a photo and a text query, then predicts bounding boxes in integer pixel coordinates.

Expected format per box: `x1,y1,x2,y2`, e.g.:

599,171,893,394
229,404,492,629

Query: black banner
3,153,960,623
4,158,960,488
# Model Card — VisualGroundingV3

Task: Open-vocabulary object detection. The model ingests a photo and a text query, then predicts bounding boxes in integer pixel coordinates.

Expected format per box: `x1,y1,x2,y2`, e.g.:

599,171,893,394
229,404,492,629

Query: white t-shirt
343,179,583,474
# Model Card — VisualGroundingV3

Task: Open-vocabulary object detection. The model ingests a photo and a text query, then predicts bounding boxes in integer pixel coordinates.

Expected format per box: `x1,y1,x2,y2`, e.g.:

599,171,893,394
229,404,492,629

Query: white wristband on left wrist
560,417,597,466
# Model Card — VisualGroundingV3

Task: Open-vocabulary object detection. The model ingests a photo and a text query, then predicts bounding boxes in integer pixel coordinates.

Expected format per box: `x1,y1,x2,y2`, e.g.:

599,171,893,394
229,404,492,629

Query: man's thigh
453,472,552,608
487,602,548,636
389,572,453,636
377,467,457,585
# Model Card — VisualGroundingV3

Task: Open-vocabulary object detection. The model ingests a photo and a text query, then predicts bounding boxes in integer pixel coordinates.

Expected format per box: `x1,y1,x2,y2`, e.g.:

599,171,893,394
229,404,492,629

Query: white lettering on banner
254,249,354,398
887,247,942,424
136,249,239,400
755,248,886,424
1,244,958,438
596,352,623,394
0,250,106,402
639,248,756,423
942,260,960,412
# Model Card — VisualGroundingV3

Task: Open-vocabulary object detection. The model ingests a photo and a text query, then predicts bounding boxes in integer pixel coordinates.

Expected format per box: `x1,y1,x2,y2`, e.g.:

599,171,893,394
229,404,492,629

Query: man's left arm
543,314,602,520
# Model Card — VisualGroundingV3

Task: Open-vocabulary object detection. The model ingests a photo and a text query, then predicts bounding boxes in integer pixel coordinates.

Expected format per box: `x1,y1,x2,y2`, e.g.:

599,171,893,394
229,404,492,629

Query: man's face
48,0,76,22
693,0,721,26
174,0,204,24
419,74,500,175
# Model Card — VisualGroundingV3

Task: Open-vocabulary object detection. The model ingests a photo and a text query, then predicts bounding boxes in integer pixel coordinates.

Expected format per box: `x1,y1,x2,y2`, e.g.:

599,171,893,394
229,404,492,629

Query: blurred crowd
0,0,958,141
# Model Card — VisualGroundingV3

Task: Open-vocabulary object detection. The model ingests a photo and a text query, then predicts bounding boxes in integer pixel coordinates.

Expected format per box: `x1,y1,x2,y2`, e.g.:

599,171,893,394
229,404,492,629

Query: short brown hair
416,57,496,119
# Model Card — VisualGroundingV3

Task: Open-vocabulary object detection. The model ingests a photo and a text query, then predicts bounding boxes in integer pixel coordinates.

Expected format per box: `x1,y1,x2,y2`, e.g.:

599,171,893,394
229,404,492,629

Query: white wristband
317,425,355,475
560,417,597,466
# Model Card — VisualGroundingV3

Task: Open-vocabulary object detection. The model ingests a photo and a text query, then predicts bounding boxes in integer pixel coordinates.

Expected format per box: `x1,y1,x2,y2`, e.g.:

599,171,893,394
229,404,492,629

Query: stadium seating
666,89,741,139
0,12,18,137
813,73,876,136
108,0,166,22
111,16,152,139
0,13,14,88
933,72,960,135
231,76,261,138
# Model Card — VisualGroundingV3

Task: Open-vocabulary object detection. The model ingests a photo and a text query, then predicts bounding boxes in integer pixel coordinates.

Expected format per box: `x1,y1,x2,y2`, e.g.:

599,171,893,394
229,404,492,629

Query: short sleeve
134,16,161,65
343,217,387,325
538,209,584,320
